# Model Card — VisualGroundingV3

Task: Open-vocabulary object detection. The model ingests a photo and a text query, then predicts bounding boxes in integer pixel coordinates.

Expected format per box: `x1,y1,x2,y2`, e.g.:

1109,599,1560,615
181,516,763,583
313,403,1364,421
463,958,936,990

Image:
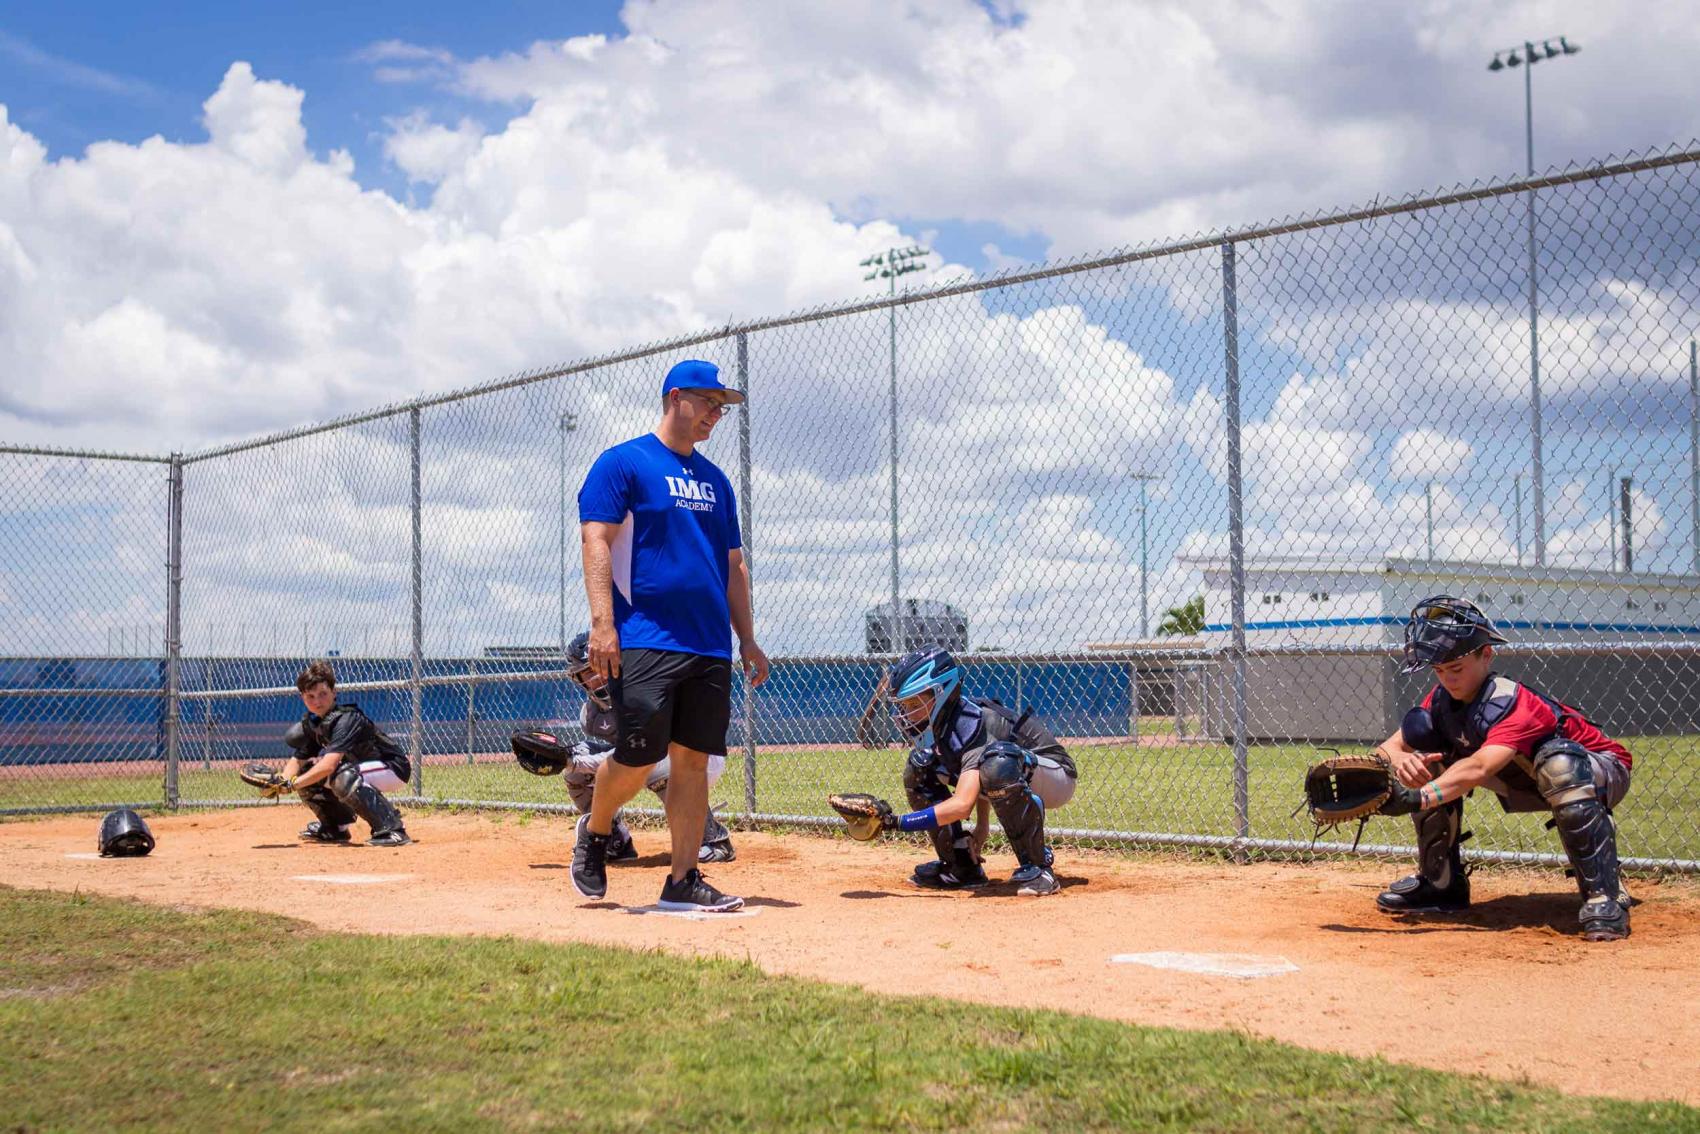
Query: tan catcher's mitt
1300,752,1395,849
239,762,295,800
827,792,897,842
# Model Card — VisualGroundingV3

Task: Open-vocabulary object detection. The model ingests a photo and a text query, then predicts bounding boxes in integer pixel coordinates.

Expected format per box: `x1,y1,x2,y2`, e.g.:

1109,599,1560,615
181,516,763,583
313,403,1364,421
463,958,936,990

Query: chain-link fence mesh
0,448,173,811
4,144,1699,872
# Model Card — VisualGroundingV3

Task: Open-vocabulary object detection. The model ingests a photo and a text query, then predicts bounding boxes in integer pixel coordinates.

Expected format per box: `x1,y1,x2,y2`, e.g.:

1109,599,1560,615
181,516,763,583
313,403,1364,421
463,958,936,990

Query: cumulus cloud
5,3,1700,656
1390,428,1473,481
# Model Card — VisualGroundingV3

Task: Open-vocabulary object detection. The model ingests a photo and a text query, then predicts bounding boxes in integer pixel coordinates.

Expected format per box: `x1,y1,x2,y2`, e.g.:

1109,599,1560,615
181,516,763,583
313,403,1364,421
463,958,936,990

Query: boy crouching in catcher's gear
885,645,1077,895
1374,596,1633,941
512,631,735,863
283,660,413,848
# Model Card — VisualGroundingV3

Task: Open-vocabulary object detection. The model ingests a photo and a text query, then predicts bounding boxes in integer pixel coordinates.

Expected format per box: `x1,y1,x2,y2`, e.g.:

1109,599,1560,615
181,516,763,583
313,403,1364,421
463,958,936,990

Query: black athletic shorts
609,648,732,767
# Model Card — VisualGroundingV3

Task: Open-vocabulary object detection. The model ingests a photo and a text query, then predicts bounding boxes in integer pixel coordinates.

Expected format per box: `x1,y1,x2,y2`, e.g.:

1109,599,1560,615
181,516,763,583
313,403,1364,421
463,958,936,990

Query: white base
625,904,761,921
1110,951,1299,979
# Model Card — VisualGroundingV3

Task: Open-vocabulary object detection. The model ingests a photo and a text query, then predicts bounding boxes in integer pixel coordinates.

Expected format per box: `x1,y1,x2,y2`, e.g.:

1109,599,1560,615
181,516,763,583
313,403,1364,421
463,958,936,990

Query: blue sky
0,1,1048,270
2,1,1699,656
0,2,624,186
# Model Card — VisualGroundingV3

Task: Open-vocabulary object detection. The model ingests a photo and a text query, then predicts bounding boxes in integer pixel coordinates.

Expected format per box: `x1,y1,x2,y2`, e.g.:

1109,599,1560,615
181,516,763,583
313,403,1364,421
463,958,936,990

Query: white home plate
291,874,411,885
1111,951,1299,979
625,904,762,922
63,852,105,860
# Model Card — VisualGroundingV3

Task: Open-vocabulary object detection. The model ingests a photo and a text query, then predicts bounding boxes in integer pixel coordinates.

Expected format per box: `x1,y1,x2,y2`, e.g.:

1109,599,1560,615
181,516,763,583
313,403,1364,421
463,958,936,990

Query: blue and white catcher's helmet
888,646,963,740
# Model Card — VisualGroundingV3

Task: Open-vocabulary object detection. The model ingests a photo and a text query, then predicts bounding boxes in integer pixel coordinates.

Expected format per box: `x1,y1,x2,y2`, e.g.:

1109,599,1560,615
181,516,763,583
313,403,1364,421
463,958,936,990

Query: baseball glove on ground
239,762,295,799
828,792,897,842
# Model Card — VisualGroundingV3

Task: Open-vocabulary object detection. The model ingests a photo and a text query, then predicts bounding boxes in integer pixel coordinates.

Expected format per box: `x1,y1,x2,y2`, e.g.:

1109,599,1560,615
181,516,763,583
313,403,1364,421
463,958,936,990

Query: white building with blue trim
1180,555,1700,647
1166,555,1700,741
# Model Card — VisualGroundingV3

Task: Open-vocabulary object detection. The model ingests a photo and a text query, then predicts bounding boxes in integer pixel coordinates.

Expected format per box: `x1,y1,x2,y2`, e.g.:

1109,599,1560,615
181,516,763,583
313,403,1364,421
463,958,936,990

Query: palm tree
1157,595,1205,637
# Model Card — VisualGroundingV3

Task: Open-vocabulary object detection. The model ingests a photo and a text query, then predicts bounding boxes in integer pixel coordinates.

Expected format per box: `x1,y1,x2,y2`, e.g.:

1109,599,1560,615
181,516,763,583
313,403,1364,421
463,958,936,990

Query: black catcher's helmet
566,631,612,711
1402,595,1508,674
97,808,155,857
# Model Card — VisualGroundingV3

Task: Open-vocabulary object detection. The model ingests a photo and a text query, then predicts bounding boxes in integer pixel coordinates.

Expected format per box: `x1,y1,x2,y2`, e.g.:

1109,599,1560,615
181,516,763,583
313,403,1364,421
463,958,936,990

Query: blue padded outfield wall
1,656,1144,766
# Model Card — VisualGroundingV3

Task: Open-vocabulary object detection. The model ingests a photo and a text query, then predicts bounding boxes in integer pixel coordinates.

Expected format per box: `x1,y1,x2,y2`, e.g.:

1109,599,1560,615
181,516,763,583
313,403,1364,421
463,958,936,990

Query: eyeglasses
678,391,736,416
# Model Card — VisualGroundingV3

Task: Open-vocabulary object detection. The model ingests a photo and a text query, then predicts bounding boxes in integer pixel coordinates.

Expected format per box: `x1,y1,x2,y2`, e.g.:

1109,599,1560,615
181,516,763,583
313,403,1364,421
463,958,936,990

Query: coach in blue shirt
571,358,770,912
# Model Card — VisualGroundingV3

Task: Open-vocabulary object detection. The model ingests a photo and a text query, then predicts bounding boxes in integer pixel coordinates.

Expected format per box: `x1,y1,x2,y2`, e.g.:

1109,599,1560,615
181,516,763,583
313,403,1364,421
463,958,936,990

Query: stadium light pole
1488,34,1581,568
558,411,579,655
860,244,932,652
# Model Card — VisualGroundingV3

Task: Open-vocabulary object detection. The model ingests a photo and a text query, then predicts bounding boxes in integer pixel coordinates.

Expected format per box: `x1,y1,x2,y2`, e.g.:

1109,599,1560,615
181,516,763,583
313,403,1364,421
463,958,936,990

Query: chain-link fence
5,143,1700,872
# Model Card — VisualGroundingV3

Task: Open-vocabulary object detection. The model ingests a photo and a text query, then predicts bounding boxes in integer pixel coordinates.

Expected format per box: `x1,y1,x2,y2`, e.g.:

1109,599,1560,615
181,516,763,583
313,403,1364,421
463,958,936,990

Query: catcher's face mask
569,658,612,711
893,689,936,736
1402,595,1507,674
888,648,963,740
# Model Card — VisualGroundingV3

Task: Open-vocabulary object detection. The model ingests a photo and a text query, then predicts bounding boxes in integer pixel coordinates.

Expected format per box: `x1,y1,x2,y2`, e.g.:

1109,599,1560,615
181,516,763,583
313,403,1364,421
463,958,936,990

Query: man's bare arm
581,521,622,679
727,548,769,687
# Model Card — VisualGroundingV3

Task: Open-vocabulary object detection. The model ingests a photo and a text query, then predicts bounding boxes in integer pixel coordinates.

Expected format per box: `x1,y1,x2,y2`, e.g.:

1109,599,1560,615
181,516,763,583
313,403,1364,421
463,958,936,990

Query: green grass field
8,734,1697,864
4,885,1696,1132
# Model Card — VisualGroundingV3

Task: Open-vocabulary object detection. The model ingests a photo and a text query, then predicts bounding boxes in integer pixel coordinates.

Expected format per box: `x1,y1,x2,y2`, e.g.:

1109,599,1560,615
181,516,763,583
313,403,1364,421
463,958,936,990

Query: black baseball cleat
698,838,736,864
368,829,412,848
911,860,988,889
1579,894,1630,942
570,814,609,900
299,821,351,845
605,829,640,863
658,868,744,912
1376,872,1470,914
1011,864,1060,896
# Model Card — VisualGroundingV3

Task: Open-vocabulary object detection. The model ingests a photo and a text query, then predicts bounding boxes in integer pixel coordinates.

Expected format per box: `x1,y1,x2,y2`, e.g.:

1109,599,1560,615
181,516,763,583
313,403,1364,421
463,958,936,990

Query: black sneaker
911,860,988,889
368,829,412,847
697,839,736,864
1579,894,1630,942
606,829,639,863
1376,872,1470,914
299,821,351,845
570,814,609,900
658,868,743,912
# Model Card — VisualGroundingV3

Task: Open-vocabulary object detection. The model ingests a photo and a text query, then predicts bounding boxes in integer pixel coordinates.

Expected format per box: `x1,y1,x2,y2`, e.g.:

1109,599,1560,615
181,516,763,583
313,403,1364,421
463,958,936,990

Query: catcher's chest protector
581,701,618,744
1432,677,1577,783
1431,675,1523,757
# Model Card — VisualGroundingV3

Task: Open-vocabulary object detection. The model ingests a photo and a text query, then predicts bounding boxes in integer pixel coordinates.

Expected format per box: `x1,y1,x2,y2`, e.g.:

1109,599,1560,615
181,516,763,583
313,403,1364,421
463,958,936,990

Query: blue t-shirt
577,434,741,659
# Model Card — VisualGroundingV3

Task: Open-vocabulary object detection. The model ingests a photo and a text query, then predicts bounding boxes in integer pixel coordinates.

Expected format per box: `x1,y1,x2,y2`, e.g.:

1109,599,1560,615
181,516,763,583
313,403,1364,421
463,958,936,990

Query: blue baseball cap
661,359,745,404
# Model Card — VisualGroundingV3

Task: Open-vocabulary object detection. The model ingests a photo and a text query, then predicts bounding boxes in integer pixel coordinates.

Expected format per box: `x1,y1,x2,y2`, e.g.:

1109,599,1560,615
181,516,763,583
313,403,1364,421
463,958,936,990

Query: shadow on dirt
1322,890,1588,936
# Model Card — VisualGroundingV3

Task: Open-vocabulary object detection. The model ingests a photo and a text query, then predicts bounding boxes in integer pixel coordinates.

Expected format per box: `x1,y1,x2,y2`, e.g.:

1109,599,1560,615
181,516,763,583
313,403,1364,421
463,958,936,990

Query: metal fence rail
5,141,1700,873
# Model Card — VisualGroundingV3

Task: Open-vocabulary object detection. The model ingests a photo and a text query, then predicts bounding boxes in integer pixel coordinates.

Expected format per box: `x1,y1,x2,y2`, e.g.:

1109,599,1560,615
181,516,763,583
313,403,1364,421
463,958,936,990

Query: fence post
164,453,183,809
1128,661,1140,745
1221,240,1251,856
736,331,757,819
1689,338,1698,576
409,407,425,797
465,658,477,766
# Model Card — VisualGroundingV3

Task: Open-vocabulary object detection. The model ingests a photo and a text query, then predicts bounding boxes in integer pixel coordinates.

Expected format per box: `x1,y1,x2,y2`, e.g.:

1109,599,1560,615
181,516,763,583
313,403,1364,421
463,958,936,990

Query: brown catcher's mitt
827,792,897,842
239,761,295,799
1300,752,1395,848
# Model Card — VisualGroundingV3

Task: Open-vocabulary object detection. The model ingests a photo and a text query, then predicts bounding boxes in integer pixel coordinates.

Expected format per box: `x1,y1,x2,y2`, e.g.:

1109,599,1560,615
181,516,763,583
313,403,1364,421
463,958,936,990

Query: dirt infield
3,810,1695,1105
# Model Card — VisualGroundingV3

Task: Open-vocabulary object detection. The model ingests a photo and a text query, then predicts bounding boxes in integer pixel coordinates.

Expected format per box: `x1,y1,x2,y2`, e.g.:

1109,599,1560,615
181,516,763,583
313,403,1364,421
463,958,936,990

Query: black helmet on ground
97,808,155,857
1402,595,1508,674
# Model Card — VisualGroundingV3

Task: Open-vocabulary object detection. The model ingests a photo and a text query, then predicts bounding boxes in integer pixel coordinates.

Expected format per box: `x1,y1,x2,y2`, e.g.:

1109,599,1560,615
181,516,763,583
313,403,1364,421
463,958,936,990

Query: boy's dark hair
296,660,338,693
